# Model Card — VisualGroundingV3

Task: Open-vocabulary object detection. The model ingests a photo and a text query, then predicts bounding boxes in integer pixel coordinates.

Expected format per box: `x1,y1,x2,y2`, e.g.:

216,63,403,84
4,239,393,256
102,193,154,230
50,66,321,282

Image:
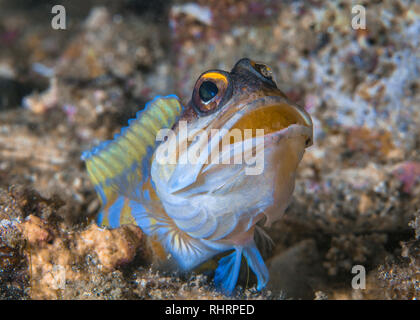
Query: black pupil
199,81,218,102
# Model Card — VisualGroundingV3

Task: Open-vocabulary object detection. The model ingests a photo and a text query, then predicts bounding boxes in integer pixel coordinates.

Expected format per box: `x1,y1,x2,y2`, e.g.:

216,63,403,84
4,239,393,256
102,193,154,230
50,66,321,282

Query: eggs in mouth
226,101,313,147
234,103,310,132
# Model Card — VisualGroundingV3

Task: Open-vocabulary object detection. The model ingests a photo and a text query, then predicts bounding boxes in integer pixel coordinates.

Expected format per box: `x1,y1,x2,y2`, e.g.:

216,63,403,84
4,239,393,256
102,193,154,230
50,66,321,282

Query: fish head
152,58,313,228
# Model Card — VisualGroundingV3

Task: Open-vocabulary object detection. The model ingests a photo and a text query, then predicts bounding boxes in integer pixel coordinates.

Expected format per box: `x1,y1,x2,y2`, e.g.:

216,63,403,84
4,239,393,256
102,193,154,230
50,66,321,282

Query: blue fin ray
243,242,269,291
214,248,243,295
214,242,269,295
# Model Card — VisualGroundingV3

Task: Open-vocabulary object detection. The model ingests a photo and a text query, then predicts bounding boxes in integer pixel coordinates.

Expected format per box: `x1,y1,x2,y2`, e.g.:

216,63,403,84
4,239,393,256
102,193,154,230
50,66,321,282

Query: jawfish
82,58,313,294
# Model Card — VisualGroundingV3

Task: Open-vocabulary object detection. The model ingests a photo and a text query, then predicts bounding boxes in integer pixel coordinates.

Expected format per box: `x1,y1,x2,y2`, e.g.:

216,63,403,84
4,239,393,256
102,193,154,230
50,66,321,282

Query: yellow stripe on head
202,72,228,84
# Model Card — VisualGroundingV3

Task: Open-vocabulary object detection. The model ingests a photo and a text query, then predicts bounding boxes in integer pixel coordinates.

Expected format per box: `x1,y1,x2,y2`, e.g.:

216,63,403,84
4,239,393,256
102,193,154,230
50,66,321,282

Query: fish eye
249,60,276,84
199,81,218,102
253,63,273,81
192,71,233,115
232,58,277,88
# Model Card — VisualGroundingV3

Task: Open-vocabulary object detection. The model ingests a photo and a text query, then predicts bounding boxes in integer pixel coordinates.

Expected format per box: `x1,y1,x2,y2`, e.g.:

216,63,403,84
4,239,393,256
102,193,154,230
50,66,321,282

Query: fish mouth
230,95,313,147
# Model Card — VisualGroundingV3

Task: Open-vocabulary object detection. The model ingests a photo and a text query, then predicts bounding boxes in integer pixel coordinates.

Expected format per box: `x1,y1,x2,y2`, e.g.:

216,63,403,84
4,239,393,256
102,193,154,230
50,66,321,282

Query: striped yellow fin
81,95,183,227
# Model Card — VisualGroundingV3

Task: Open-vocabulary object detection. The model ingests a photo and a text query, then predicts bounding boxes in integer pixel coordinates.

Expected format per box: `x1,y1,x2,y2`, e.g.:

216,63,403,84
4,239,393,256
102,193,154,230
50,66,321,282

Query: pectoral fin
243,242,269,291
214,247,243,295
214,242,269,295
